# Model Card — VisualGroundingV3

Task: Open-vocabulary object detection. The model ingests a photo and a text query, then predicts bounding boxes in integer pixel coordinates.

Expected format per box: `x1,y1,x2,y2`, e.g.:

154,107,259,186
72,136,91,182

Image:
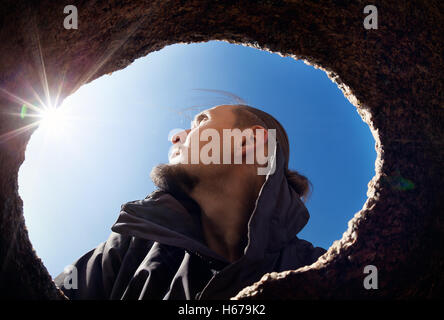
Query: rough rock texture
0,0,442,299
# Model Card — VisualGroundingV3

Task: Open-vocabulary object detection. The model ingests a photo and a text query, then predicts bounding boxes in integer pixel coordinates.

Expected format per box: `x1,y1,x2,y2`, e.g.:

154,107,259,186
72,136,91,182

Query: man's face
150,105,240,196
169,104,238,166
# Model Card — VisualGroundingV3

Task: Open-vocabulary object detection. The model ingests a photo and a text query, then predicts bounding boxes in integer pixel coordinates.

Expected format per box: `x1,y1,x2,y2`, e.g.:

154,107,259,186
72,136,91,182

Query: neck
190,167,263,263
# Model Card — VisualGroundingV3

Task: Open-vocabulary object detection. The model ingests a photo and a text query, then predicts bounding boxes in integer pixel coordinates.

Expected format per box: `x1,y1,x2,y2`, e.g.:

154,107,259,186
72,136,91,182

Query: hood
111,142,310,264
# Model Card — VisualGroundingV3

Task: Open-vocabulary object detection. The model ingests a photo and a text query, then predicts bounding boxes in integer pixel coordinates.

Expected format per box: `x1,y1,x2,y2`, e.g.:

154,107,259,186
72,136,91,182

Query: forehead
197,104,238,119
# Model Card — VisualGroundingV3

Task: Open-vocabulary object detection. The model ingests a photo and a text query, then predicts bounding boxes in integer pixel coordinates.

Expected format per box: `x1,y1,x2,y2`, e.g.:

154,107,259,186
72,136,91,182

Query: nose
171,129,190,144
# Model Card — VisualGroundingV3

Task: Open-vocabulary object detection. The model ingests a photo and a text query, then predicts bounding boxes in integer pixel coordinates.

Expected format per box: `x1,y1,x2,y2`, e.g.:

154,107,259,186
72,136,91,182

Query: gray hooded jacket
54,146,326,300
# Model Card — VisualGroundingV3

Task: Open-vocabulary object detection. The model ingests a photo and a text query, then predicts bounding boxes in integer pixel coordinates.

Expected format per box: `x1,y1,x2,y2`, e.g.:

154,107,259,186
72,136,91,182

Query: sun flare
38,105,68,136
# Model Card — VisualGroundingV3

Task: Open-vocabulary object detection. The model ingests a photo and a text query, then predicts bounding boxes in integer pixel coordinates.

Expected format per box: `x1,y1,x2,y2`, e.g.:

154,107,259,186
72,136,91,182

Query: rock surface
0,0,442,299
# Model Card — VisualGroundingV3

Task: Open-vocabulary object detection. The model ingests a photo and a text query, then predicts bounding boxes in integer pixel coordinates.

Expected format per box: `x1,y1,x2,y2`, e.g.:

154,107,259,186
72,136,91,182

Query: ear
241,125,268,158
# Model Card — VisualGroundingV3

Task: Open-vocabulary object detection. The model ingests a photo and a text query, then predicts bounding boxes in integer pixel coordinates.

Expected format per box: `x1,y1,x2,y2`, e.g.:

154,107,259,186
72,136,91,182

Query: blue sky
18,41,376,277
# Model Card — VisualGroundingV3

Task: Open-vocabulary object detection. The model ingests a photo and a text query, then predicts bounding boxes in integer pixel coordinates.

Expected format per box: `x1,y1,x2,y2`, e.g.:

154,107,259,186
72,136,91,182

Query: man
54,104,326,299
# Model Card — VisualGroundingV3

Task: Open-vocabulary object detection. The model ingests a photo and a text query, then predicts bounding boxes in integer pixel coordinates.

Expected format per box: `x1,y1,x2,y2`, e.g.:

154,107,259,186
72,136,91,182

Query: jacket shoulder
277,236,327,272
54,232,154,299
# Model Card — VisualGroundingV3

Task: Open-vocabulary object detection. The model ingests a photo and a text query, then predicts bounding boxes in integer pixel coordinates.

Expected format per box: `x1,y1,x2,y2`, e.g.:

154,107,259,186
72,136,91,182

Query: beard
150,163,204,238
150,163,199,201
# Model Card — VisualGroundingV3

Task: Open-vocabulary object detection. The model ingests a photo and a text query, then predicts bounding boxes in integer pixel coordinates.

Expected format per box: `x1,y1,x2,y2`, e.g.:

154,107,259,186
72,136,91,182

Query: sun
39,105,68,136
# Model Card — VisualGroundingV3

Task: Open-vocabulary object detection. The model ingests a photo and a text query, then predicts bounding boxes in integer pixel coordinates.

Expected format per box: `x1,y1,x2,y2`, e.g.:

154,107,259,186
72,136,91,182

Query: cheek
183,125,229,163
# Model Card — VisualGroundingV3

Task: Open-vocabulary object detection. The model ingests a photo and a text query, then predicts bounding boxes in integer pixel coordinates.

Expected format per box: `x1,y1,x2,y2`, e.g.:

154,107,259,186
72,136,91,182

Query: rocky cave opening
0,1,442,299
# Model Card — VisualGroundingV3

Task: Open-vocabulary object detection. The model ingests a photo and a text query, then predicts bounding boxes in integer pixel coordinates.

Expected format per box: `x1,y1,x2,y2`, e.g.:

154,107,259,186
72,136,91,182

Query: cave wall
0,0,442,299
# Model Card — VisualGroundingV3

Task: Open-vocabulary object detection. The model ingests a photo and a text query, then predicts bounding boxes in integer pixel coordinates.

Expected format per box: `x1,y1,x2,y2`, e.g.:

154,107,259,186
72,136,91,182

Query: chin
150,163,199,198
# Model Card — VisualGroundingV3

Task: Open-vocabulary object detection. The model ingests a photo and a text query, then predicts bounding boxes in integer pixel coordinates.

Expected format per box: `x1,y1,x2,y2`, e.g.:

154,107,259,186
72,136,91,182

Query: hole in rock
18,41,376,277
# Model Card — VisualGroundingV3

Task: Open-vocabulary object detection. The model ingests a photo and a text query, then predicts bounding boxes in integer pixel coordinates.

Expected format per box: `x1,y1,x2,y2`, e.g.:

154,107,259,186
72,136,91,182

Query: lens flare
39,105,68,136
